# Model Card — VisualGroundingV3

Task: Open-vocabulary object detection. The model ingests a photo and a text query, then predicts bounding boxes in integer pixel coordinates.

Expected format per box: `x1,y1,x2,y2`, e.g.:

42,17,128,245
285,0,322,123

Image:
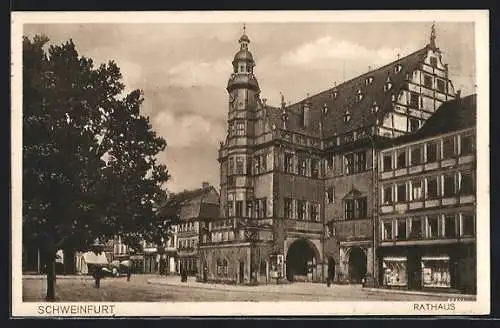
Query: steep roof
157,185,219,219
264,45,430,139
383,94,476,147
199,203,220,219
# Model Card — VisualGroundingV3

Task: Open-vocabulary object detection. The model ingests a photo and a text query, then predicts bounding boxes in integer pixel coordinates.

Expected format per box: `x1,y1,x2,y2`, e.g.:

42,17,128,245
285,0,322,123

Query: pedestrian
203,265,208,283
127,266,132,282
93,266,102,288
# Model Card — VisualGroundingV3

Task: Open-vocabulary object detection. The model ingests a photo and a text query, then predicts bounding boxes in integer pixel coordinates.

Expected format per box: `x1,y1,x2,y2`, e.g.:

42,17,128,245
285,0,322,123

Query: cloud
152,111,225,148
280,37,417,68
167,58,232,88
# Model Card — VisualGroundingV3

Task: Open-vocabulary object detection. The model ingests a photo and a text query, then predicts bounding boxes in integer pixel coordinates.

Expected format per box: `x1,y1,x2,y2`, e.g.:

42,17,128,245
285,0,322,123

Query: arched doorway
348,247,367,283
328,257,336,282
286,239,318,282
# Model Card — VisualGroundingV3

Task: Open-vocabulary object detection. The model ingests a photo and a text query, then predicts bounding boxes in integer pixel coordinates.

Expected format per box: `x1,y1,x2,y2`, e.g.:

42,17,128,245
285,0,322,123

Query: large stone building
377,94,476,293
198,24,460,285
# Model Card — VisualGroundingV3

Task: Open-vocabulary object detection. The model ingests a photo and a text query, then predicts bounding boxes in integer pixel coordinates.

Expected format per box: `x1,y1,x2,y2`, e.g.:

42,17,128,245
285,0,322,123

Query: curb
361,287,476,300
23,275,94,280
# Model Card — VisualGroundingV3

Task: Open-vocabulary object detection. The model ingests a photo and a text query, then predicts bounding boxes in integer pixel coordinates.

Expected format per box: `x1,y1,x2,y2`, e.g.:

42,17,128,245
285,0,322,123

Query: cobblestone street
23,275,475,302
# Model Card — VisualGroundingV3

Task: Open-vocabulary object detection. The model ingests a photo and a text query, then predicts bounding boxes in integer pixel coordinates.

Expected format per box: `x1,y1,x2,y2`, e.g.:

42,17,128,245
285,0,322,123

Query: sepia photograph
11,10,489,316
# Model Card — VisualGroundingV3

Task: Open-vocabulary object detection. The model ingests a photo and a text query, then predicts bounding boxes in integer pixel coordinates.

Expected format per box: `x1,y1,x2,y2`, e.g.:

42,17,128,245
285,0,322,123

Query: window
344,153,354,174
382,221,393,240
383,186,393,204
383,153,393,172
426,177,439,199
411,146,422,165
284,153,294,174
430,57,438,68
355,151,366,172
297,200,306,220
253,157,260,175
409,217,424,239
259,199,266,218
311,159,320,178
344,200,355,220
236,122,245,136
298,157,307,176
326,187,335,204
443,174,456,197
284,198,293,219
327,156,334,171
460,134,474,156
217,259,228,276
394,64,402,73
355,198,367,219
235,201,243,217
436,79,446,93
410,93,419,108
310,203,320,221
459,171,474,195
396,219,407,240
444,215,457,237
236,157,244,174
461,214,475,237
427,215,439,238
344,110,351,122
396,150,406,169
424,74,433,88
260,155,267,172
409,118,420,132
397,183,407,202
426,142,439,163
442,136,455,159
298,108,305,127
228,158,234,175
411,180,423,201
247,200,253,218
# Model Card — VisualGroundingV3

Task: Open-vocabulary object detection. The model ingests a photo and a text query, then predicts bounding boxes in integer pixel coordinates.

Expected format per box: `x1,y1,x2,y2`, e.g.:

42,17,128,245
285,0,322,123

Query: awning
82,251,109,265
421,256,450,261
383,257,407,262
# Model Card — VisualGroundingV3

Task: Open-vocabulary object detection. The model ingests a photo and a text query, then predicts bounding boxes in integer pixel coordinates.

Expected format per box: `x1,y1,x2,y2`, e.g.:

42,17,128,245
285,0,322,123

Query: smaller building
377,94,476,294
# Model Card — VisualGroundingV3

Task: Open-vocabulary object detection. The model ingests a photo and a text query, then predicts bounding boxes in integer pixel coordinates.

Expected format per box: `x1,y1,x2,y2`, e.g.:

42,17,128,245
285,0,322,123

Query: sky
23,22,476,193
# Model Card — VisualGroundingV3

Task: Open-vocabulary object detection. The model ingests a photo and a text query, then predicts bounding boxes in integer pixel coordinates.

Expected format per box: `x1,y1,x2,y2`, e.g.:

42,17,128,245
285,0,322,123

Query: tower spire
430,21,436,49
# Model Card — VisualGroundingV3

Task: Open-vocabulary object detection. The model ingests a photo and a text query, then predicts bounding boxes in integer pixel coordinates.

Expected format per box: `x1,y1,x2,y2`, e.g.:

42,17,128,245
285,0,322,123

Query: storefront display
421,256,451,288
382,257,408,287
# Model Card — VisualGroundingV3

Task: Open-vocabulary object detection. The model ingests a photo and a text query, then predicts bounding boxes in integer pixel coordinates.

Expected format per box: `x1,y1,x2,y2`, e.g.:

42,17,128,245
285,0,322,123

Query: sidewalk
23,274,94,280
147,276,476,300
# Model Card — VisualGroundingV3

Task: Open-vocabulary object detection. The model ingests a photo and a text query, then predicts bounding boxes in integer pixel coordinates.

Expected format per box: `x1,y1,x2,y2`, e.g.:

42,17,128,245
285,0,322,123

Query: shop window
460,134,474,156
383,258,408,287
459,171,474,196
311,158,320,178
442,136,455,159
436,79,446,93
409,217,424,239
235,201,243,217
326,186,335,204
396,183,407,202
421,257,451,288
443,174,456,197
383,186,393,205
236,157,244,174
344,153,355,174
284,153,294,174
424,74,433,88
410,93,419,108
444,215,457,238
426,142,439,163
382,221,393,240
411,179,423,200
426,177,439,199
284,198,293,219
426,216,439,238
461,214,475,237
297,200,306,221
383,153,393,171
298,157,307,176
396,219,407,240
396,150,406,169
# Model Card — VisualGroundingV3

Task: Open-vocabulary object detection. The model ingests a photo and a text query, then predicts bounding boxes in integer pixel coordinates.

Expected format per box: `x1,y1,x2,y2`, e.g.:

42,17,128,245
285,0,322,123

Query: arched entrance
286,239,319,282
327,257,336,281
348,247,367,283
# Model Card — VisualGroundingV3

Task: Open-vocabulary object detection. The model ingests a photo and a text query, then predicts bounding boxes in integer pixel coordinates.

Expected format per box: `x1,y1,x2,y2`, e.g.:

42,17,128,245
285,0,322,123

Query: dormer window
323,103,328,115
384,77,392,92
394,64,402,73
331,90,338,100
365,76,374,85
356,89,364,102
371,101,379,113
391,94,396,103
344,109,351,123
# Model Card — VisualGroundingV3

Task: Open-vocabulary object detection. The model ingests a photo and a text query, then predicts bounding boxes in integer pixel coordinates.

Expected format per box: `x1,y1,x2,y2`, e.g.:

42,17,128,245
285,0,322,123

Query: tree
22,35,172,300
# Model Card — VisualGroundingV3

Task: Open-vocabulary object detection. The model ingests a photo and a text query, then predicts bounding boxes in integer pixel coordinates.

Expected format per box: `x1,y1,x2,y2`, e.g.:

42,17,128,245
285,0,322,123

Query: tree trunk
45,254,56,301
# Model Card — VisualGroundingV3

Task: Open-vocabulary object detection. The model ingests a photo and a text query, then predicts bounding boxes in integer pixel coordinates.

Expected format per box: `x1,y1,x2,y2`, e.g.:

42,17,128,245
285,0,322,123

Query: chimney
456,89,461,99
202,181,210,189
